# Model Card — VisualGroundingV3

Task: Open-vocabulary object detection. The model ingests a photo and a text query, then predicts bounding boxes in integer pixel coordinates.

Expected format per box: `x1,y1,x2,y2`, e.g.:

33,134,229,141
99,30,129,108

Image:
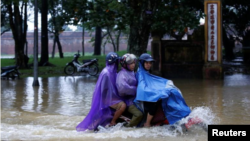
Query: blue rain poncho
134,63,191,124
116,67,137,107
76,62,123,131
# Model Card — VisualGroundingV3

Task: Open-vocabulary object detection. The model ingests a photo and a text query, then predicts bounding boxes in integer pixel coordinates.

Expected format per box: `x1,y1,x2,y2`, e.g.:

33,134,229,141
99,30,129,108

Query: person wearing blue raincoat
76,52,126,131
134,53,191,127
116,53,143,127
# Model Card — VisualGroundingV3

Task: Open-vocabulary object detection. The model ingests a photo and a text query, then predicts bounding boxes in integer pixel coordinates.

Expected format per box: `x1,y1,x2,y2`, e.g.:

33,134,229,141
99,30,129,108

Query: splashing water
1,106,217,141
82,106,218,139
179,106,219,128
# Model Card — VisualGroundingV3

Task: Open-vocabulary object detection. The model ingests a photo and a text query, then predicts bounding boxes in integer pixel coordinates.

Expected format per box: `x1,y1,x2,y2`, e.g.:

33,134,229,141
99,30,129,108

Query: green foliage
151,0,204,35
1,58,16,67
222,0,250,38
182,0,250,40
81,0,204,36
1,3,10,34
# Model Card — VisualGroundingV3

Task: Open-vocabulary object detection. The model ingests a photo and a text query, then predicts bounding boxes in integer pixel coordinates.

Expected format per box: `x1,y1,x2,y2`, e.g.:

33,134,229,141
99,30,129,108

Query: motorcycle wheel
17,73,20,79
64,65,76,75
88,64,99,76
15,70,20,79
9,72,16,80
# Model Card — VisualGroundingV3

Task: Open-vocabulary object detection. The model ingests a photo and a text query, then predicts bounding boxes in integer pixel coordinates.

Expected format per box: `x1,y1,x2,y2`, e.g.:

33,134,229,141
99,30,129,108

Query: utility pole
33,0,39,86
82,22,85,56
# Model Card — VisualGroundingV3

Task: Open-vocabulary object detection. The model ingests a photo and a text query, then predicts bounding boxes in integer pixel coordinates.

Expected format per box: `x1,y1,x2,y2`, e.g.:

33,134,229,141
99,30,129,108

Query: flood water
1,74,250,141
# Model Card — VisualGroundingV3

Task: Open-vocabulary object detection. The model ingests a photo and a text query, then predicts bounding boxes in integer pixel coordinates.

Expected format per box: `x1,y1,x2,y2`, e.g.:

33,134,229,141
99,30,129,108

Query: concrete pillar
203,0,223,79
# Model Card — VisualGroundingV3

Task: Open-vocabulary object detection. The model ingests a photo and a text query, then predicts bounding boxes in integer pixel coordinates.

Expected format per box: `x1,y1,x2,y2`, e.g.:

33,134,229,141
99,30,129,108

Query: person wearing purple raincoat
116,53,143,127
76,52,126,131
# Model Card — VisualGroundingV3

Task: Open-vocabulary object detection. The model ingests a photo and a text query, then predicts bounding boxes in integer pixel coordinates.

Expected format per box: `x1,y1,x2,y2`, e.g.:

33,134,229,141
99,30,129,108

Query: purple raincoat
116,68,137,107
76,62,123,131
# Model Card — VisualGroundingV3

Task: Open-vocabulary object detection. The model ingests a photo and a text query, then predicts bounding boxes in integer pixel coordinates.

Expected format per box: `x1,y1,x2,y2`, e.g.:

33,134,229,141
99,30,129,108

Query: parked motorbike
1,65,20,80
64,51,99,76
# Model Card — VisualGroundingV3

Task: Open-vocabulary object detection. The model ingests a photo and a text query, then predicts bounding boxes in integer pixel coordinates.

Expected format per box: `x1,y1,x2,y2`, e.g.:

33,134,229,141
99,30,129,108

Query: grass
0,50,137,78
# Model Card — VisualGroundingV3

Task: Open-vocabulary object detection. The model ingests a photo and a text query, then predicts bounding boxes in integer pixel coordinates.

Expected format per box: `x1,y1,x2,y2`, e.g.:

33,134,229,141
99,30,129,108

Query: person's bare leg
144,113,154,127
110,102,126,126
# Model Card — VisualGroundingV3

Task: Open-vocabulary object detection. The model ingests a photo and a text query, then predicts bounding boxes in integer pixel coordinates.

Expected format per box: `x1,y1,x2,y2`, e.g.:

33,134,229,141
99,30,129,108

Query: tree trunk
56,35,64,58
51,0,56,59
128,25,140,55
7,2,29,68
52,38,56,58
39,0,49,66
127,0,157,56
82,24,85,56
103,39,108,55
94,26,102,55
116,30,121,51
1,29,10,35
128,19,151,56
107,28,117,52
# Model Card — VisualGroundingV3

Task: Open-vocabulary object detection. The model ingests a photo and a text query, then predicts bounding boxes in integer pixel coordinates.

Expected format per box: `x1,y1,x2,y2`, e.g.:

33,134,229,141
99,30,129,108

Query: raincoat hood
76,62,122,131
134,62,191,124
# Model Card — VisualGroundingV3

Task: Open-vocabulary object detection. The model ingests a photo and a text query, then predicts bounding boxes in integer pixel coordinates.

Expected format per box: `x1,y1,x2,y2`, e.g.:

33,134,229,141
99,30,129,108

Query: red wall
1,32,151,56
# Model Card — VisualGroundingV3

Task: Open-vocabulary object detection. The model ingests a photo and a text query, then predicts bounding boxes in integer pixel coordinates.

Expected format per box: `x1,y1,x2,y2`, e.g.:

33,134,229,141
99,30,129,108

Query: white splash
1,107,217,141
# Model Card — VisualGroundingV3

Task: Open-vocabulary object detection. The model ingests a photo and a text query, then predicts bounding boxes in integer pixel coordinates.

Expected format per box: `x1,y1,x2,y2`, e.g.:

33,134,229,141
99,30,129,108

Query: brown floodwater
1,74,250,141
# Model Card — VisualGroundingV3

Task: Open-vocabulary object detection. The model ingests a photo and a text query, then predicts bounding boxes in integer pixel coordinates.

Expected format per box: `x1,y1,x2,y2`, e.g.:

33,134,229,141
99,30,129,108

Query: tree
1,3,11,35
81,0,204,56
127,0,204,55
39,0,49,66
62,0,130,55
77,0,129,54
222,0,250,60
60,0,90,55
48,0,65,58
183,0,250,61
3,0,30,68
48,16,64,58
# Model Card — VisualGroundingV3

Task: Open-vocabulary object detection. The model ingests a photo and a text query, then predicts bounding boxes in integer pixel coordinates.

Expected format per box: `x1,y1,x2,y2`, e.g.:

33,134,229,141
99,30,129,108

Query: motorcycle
64,51,99,76
1,65,20,80
98,103,207,132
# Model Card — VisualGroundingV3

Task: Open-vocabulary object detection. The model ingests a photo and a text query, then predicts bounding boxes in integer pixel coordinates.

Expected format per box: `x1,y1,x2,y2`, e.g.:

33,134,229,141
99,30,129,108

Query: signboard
204,0,222,63
207,3,218,61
